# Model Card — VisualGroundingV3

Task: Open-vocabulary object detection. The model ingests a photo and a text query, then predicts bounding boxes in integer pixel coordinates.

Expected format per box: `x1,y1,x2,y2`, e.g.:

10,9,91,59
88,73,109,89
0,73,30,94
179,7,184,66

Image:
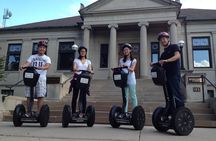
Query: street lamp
178,40,185,70
72,44,79,51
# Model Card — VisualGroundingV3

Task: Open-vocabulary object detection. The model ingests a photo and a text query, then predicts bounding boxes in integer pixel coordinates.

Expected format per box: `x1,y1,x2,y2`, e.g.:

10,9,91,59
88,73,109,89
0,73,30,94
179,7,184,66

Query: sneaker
79,113,84,118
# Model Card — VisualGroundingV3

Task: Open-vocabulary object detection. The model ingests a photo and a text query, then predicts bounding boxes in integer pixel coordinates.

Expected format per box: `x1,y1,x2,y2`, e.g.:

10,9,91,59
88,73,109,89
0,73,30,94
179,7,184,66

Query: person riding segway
13,40,51,127
109,43,145,130
62,46,95,127
151,32,194,135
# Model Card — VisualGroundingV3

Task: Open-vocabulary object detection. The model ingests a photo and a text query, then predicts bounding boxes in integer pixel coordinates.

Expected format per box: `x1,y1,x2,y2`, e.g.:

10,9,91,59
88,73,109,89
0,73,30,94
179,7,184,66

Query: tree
0,57,5,80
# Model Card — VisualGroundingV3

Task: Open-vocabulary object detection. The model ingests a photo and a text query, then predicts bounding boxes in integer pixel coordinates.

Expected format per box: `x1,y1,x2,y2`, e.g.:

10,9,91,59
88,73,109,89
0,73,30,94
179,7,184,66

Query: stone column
212,32,216,77
138,22,149,78
108,24,118,78
82,25,91,57
168,20,178,44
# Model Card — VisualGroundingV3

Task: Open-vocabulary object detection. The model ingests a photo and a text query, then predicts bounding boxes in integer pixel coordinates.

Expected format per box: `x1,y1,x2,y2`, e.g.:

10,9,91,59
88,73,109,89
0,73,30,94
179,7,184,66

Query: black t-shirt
160,44,180,76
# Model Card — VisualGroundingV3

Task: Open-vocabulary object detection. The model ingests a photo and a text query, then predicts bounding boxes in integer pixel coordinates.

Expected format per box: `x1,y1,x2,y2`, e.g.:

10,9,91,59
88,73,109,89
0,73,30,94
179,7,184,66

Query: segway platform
109,67,145,130
62,70,95,128
13,67,50,127
151,63,194,136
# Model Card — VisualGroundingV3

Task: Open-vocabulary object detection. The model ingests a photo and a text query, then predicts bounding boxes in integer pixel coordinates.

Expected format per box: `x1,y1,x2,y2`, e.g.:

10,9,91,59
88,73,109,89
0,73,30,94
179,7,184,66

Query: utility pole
2,9,12,28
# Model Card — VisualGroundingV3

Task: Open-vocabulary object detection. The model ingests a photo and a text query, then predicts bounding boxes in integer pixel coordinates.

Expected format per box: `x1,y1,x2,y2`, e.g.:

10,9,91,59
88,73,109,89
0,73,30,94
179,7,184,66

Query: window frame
100,44,109,68
5,43,22,71
192,36,212,68
57,41,75,70
151,42,160,63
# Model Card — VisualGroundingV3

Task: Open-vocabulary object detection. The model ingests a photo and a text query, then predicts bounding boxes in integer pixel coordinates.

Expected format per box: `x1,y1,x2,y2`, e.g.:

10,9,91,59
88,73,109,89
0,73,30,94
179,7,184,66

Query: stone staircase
3,79,216,127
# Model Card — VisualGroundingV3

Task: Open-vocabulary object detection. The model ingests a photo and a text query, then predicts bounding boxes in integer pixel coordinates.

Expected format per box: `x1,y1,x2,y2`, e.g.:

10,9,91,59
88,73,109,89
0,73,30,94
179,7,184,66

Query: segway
62,70,95,127
151,63,194,135
13,66,50,127
109,66,145,130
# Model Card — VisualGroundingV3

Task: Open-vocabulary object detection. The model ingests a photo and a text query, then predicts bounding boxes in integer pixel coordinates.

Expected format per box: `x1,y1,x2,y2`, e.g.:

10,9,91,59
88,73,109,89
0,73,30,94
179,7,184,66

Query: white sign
24,73,34,79
80,78,89,84
114,75,121,80
151,72,157,78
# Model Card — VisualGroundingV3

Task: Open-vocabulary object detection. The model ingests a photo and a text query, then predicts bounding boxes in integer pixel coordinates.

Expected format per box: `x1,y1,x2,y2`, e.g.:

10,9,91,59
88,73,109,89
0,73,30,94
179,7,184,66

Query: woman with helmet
157,32,184,112
119,43,138,114
71,46,93,118
20,40,51,117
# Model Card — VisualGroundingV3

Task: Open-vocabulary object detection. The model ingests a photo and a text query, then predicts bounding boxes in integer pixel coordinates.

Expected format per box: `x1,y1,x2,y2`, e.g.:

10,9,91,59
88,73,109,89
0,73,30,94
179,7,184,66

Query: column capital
108,24,118,29
81,25,91,30
138,21,149,27
168,20,178,26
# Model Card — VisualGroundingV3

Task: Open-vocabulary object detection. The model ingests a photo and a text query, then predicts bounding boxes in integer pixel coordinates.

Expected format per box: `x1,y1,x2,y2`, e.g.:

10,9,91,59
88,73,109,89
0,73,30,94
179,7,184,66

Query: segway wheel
86,105,95,127
39,104,50,127
131,106,145,130
109,106,122,128
152,107,169,132
172,107,195,136
62,105,71,128
13,104,25,127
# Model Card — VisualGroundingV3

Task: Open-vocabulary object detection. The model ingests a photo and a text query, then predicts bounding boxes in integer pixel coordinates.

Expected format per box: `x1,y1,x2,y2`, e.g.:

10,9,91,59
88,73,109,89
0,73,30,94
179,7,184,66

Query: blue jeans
124,84,138,112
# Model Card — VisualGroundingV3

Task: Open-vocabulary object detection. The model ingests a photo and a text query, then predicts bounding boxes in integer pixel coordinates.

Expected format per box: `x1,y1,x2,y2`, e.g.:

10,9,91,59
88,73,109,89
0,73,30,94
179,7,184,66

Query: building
0,0,216,100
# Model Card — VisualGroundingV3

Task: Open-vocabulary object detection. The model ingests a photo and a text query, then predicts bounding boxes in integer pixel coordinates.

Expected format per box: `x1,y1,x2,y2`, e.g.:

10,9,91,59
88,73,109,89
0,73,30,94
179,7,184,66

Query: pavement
0,122,215,141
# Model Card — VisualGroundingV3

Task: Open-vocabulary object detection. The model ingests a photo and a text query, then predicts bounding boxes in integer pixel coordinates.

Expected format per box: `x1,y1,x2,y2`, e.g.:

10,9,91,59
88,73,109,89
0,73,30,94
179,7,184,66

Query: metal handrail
201,75,216,89
201,75,216,103
4,80,23,89
60,76,73,87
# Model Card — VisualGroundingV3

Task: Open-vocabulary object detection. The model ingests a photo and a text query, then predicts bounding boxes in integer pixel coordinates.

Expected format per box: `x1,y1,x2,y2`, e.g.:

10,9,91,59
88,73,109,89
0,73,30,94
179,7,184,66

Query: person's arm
73,62,78,72
20,61,31,70
87,64,93,73
128,60,137,72
36,63,51,70
159,51,180,65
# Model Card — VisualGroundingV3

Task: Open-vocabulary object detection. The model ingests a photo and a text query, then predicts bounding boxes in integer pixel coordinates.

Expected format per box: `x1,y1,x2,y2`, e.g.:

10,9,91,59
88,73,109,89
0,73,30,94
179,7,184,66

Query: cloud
181,0,216,9
194,60,210,67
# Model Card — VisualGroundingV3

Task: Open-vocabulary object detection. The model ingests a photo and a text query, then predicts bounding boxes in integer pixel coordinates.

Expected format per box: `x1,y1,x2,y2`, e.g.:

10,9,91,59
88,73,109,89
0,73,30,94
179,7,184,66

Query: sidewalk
0,122,215,141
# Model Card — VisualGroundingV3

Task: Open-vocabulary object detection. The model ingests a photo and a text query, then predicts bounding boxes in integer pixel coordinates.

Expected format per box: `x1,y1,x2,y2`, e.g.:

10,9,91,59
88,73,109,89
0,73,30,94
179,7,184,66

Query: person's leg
123,87,129,112
71,87,79,114
167,75,185,112
169,75,185,108
128,84,138,109
79,89,87,114
35,79,46,113
37,97,44,112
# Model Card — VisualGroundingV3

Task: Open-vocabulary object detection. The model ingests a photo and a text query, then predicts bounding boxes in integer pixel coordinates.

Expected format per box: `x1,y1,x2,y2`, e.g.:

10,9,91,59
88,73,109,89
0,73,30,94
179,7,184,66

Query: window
58,42,75,70
151,42,160,63
5,44,22,71
100,44,109,68
192,37,212,68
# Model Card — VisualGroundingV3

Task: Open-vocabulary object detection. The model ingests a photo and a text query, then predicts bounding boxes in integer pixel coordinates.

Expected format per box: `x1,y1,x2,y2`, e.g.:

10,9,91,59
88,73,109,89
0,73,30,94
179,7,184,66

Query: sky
0,0,216,27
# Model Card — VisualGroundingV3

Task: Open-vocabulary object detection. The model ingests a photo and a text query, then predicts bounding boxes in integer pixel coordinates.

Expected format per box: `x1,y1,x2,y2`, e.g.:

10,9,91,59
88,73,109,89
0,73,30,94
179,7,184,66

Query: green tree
0,57,5,80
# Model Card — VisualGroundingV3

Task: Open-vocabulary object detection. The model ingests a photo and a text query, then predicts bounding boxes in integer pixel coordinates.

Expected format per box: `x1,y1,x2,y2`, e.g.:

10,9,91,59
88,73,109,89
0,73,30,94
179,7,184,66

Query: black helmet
157,32,169,41
122,43,133,51
38,40,48,47
78,46,87,54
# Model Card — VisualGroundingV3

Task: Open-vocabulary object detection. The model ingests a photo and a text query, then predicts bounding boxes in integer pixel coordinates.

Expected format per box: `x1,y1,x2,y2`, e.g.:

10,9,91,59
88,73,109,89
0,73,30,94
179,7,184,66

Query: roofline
0,25,81,32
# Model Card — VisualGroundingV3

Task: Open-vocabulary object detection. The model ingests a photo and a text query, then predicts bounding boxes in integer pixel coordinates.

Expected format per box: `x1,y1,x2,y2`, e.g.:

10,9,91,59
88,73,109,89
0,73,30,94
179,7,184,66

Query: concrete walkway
0,122,215,141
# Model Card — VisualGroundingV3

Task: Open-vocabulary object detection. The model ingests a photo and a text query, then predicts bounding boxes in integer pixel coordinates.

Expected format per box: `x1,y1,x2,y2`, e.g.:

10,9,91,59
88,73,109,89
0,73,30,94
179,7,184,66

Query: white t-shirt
27,54,51,79
73,58,91,75
119,58,137,85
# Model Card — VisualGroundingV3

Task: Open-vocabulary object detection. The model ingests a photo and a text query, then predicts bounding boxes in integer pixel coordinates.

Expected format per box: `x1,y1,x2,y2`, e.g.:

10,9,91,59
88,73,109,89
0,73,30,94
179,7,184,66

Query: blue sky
0,0,97,27
0,0,216,27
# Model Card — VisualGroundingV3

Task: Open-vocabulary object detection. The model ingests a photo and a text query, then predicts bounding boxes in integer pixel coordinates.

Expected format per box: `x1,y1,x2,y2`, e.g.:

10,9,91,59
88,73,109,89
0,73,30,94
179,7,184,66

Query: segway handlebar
151,62,161,67
21,66,37,70
75,70,94,75
111,66,128,71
